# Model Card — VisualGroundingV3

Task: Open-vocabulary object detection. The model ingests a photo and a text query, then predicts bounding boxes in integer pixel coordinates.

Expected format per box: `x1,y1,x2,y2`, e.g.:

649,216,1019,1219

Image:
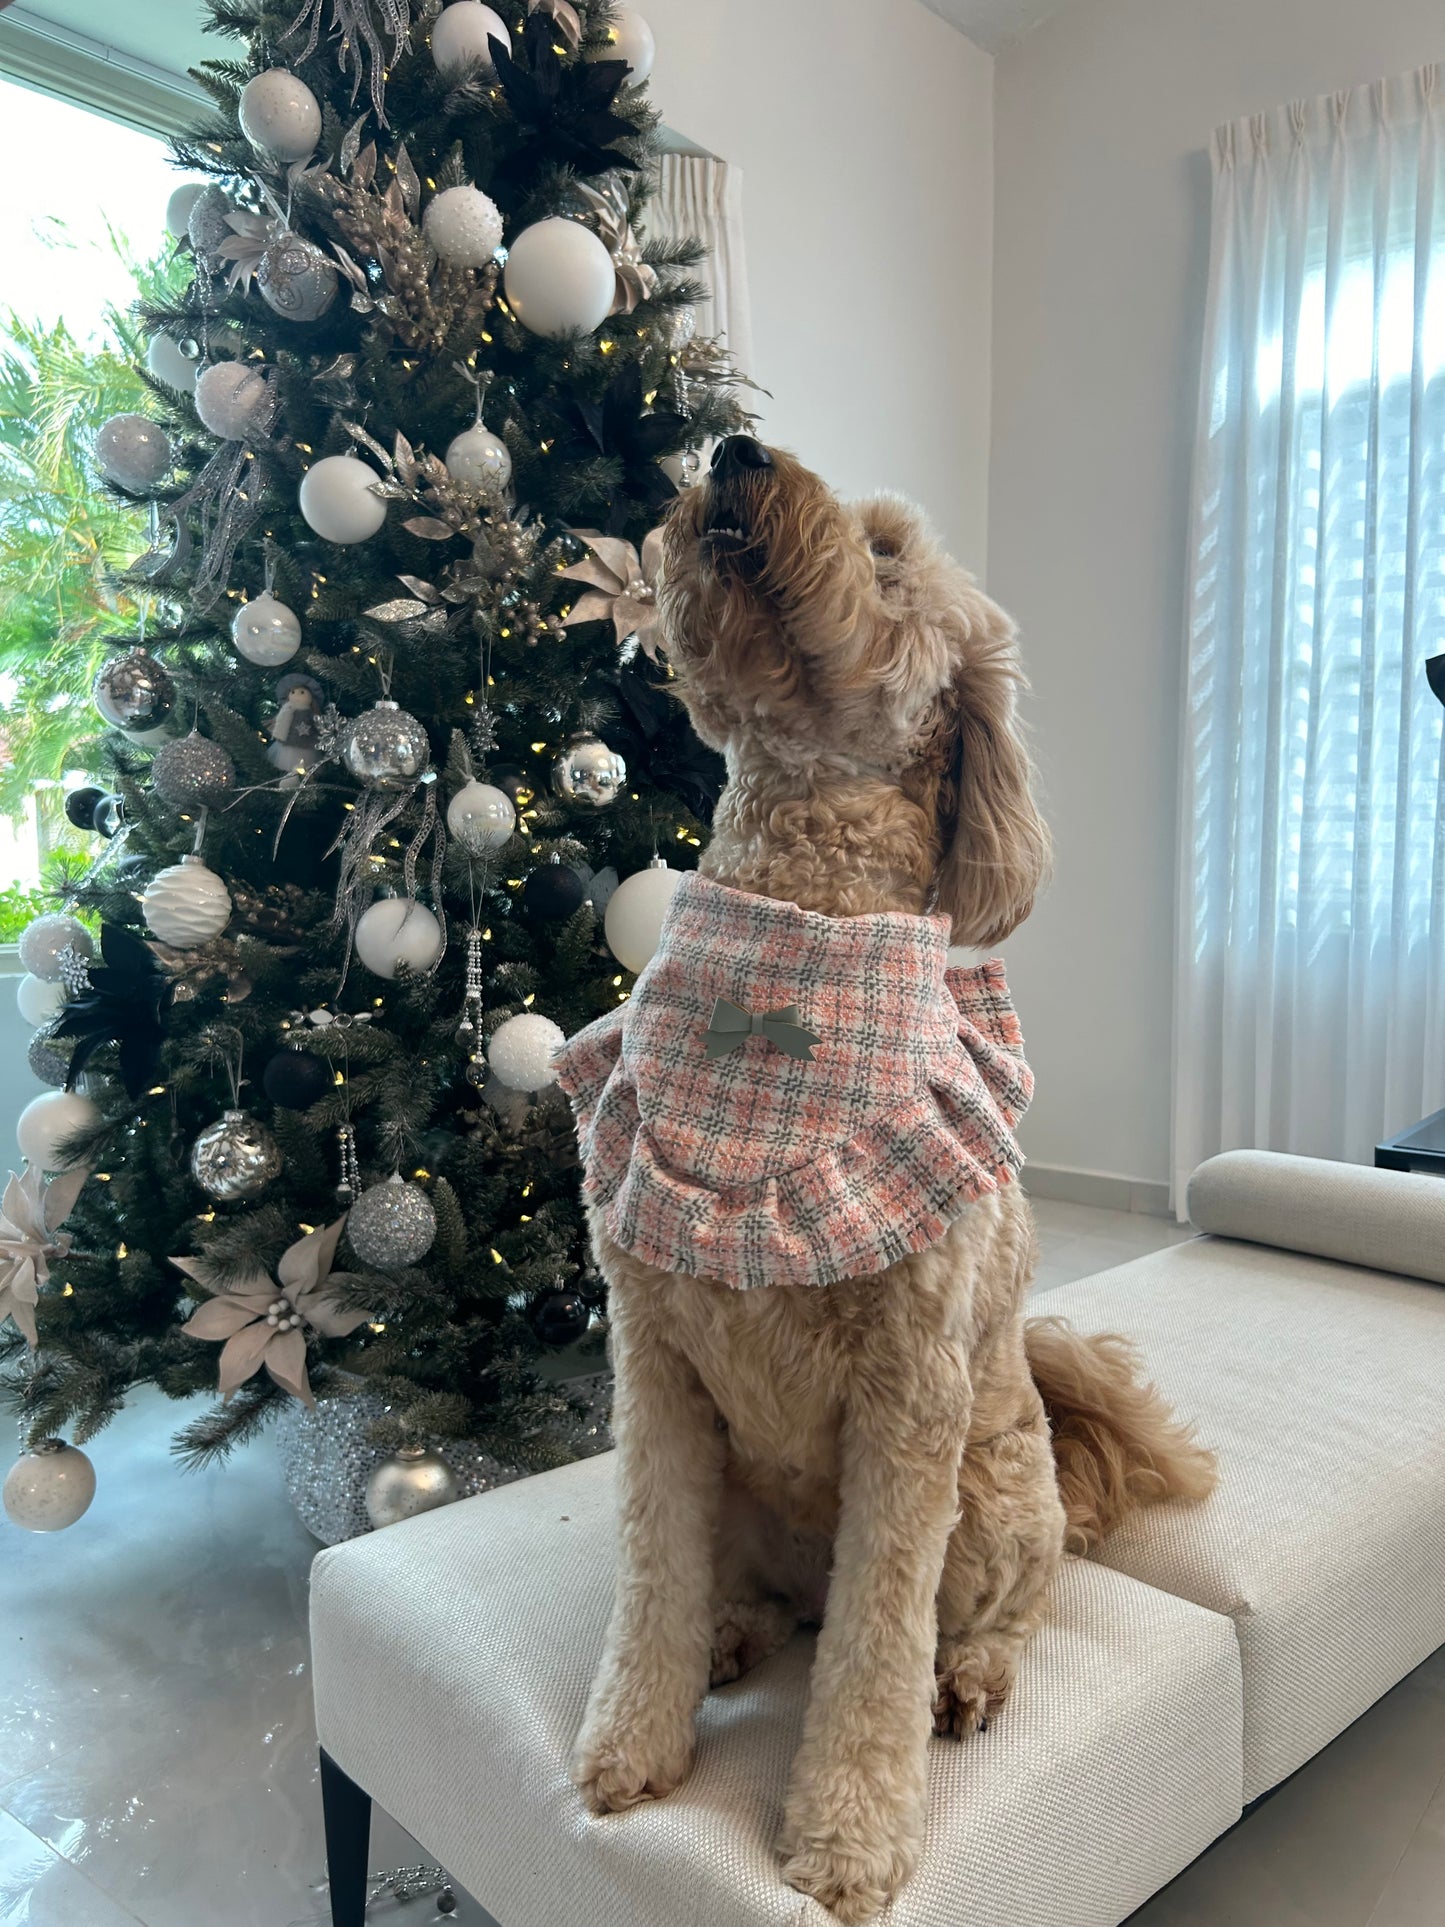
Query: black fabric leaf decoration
609,655,725,822
547,366,685,534
50,923,174,1099
491,15,640,185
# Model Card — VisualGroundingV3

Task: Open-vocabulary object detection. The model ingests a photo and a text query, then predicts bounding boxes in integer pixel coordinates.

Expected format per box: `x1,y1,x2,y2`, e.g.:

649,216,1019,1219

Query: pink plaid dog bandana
554,872,1033,1291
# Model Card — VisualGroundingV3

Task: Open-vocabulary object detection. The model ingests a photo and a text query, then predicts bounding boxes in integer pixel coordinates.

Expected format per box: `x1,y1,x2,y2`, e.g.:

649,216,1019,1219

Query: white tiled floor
0,1199,1440,1927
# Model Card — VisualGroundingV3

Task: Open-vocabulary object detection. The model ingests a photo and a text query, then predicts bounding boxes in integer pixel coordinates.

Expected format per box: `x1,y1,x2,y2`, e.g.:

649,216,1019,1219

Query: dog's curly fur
571,444,1216,1922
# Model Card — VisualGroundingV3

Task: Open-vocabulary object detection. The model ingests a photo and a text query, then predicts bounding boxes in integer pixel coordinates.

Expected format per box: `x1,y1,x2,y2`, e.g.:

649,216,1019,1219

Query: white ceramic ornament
195,360,275,441
17,975,65,1027
299,455,388,544
232,592,302,667
354,898,444,978
604,858,681,973
423,184,504,266
142,855,232,949
3,1441,96,1532
430,2,512,80
17,1090,99,1172
445,422,512,490
18,915,92,983
487,1012,566,1092
446,779,515,853
95,414,171,492
166,181,207,239
146,332,198,395
238,68,323,163
503,218,616,339
587,5,655,82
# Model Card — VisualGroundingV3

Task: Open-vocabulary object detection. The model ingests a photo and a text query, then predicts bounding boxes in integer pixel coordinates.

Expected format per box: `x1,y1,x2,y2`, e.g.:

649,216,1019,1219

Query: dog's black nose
711,435,773,477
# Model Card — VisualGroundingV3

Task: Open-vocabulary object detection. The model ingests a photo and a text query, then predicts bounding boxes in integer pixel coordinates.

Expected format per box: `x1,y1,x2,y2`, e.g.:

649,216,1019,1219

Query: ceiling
914,0,1089,53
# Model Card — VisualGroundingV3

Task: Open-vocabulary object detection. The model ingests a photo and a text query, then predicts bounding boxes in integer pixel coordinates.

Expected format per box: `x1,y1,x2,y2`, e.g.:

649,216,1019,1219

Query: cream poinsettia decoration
174,1217,372,1407
559,527,666,659
575,179,658,316
0,1165,88,1350
529,0,582,49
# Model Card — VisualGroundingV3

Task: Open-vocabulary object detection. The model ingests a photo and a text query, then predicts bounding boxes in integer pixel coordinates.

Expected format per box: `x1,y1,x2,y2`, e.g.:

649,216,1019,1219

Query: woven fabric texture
1041,1235,1445,1799
553,872,1033,1289
1187,1149,1445,1286
311,1454,1242,1927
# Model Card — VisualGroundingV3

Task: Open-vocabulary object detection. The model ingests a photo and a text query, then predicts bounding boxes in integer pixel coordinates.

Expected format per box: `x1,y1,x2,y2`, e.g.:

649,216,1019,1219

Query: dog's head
657,437,1049,946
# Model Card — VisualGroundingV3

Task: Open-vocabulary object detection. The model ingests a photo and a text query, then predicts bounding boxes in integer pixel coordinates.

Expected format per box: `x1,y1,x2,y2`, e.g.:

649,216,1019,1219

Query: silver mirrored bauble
257,233,339,322
151,731,238,809
189,1109,283,1201
552,735,626,806
363,1444,459,1529
93,649,175,732
3,1439,96,1532
187,184,235,267
341,701,430,788
28,1026,74,1089
95,414,172,492
346,1175,437,1267
445,779,515,854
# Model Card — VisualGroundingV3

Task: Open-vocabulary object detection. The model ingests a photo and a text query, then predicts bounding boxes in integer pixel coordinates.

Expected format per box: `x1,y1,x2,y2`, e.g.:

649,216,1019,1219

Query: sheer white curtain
1174,68,1445,1205
648,151,753,374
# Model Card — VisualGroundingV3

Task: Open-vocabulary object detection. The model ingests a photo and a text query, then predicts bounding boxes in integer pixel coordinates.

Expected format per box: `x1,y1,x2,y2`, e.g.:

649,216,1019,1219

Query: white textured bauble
347,1175,437,1267
232,592,302,667
445,422,512,491
17,1090,99,1172
503,218,616,339
604,859,681,973
487,1012,566,1092
423,184,504,266
194,359,275,441
3,1441,96,1532
364,1444,458,1529
95,413,171,492
18,914,92,983
17,975,65,1027
146,331,198,395
190,1109,283,1201
354,898,444,979
299,455,388,544
142,855,232,949
238,68,323,162
166,181,207,239
587,5,655,82
430,2,511,80
446,779,515,854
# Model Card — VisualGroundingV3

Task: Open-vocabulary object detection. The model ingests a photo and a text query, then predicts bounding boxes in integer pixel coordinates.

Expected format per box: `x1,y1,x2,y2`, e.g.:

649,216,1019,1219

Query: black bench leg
319,1748,371,1927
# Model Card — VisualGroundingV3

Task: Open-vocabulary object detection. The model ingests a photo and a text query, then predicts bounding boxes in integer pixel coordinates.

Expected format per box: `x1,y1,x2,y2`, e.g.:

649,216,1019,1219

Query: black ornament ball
531,1289,590,1347
522,862,587,920
65,786,106,832
261,1047,333,1110
92,794,125,838
489,764,534,806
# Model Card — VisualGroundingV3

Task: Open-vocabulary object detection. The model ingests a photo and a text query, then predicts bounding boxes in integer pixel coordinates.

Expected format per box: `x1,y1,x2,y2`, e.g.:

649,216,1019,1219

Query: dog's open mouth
702,509,751,552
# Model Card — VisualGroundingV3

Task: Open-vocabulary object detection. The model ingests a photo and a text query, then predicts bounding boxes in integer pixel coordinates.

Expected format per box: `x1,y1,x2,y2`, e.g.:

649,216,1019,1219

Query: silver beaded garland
455,924,488,1085
552,735,627,807
93,649,175,732
346,1175,436,1267
190,1110,284,1201
341,701,431,788
257,232,340,322
151,731,238,808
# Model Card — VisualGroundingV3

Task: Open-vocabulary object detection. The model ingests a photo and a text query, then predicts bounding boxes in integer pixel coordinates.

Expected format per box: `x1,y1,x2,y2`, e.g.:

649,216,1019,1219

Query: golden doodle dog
555,437,1215,1922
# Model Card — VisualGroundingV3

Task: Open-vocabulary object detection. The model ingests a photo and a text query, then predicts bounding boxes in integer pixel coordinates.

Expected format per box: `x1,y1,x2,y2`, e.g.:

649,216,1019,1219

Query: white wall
989,0,1445,1195
646,0,995,568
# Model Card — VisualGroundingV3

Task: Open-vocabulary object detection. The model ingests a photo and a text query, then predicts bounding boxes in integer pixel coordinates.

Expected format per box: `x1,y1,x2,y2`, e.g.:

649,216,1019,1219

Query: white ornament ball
423,184,504,266
17,975,65,1027
431,2,512,80
605,860,681,973
487,1012,566,1092
17,1090,99,1172
446,779,516,854
166,181,207,239
299,455,388,544
3,1441,96,1533
503,218,616,339
232,592,302,667
18,914,92,983
587,5,655,82
146,332,198,395
195,359,275,441
95,414,171,492
445,422,512,490
354,898,444,979
141,855,232,949
364,1444,457,1528
238,68,323,163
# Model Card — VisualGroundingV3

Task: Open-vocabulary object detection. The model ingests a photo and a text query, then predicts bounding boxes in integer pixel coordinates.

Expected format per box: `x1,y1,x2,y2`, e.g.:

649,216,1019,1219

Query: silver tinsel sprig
285,0,412,125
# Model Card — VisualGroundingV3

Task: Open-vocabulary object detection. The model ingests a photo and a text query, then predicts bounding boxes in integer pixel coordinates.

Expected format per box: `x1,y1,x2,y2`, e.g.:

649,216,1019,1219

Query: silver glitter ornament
189,1110,283,1201
345,1174,436,1267
28,1027,74,1088
341,701,430,788
93,649,175,732
187,184,234,268
151,730,237,808
363,1444,459,1529
257,232,339,322
552,735,627,807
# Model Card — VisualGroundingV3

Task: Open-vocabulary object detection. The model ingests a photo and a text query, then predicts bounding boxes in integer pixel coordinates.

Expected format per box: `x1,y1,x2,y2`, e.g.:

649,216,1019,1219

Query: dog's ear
931,592,1051,948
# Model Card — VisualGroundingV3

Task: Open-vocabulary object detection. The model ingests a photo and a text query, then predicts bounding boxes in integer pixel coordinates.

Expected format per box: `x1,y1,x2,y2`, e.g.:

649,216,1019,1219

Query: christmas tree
2,0,753,1528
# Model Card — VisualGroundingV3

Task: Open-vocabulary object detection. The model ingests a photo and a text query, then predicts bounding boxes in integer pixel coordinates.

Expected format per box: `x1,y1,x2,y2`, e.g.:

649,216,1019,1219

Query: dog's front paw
572,1716,697,1814
932,1633,1021,1739
710,1598,795,1687
780,1832,916,1924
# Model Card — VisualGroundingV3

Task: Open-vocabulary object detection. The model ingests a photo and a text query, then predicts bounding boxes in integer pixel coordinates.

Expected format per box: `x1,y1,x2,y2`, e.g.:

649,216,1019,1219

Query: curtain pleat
648,151,753,375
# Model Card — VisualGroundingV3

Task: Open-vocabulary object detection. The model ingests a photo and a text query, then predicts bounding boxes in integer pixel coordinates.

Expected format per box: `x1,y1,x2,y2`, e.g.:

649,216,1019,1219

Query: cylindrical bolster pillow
1187,1150,1445,1287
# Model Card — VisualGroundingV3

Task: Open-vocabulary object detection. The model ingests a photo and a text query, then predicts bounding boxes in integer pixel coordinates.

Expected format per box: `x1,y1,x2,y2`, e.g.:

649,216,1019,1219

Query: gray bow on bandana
704,998,821,1062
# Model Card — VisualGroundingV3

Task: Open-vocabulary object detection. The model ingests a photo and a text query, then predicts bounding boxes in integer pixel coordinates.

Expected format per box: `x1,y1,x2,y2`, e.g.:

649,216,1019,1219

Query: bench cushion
311,1453,1242,1927
1041,1236,1445,1800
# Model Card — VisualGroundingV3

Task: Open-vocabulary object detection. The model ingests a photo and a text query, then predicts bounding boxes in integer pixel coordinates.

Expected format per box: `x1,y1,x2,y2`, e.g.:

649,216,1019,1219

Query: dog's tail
1024,1315,1217,1552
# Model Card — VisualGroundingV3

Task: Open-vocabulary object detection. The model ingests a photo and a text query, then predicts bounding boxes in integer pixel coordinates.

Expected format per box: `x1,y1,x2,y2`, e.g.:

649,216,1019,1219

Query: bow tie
704,997,821,1062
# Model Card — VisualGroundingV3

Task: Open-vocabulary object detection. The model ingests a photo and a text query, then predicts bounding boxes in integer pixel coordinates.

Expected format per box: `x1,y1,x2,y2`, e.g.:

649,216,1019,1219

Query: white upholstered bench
309,1152,1445,1927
